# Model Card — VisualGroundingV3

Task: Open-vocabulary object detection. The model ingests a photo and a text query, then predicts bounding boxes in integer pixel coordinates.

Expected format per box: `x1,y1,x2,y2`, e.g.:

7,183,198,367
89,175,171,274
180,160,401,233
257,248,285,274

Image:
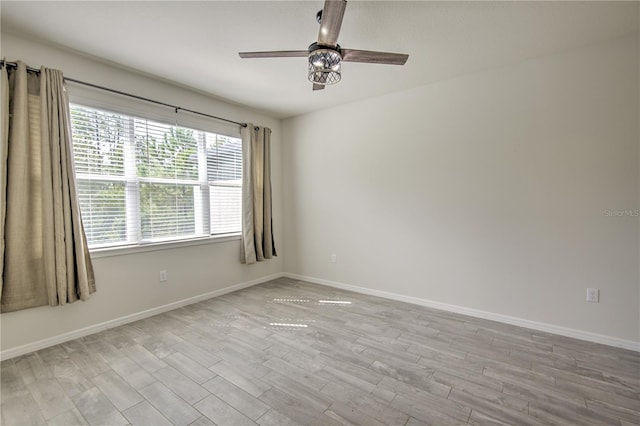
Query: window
70,104,242,249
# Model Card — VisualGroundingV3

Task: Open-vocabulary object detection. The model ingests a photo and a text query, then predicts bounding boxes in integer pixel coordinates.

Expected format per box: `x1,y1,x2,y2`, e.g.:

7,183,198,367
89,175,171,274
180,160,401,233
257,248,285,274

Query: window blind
207,134,242,234
70,104,242,248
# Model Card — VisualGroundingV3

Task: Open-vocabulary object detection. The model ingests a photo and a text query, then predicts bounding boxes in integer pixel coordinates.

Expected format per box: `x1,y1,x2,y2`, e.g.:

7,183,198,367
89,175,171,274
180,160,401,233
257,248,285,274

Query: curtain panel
1,62,95,313
241,124,276,264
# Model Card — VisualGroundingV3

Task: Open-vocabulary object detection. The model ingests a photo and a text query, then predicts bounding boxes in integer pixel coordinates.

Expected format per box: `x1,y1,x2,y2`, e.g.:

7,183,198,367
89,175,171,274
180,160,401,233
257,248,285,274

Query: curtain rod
0,60,248,128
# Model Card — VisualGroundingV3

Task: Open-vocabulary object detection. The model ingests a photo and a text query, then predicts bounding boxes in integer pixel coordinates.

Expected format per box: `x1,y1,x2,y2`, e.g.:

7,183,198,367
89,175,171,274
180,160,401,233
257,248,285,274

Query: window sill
89,233,241,259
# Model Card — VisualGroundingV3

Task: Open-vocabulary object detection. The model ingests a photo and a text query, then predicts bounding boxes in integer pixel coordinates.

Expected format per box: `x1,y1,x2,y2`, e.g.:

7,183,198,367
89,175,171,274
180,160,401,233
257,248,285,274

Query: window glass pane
76,180,126,245
210,185,241,234
71,103,242,248
136,120,199,180
140,183,196,240
207,134,242,234
71,106,127,176
206,134,242,182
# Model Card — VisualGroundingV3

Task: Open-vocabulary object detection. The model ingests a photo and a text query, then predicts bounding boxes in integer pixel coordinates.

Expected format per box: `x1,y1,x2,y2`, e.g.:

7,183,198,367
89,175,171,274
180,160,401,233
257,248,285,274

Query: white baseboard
284,273,640,352
4,271,637,360
0,273,285,361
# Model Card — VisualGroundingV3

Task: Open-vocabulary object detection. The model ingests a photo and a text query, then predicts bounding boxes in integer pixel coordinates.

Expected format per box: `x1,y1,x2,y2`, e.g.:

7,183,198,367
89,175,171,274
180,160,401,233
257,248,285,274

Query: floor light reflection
318,300,352,305
268,323,309,328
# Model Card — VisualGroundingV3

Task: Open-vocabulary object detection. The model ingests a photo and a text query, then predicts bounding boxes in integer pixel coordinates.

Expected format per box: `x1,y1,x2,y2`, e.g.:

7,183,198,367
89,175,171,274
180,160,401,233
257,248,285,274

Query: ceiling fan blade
239,50,308,59
341,49,409,65
312,83,325,91
317,0,347,47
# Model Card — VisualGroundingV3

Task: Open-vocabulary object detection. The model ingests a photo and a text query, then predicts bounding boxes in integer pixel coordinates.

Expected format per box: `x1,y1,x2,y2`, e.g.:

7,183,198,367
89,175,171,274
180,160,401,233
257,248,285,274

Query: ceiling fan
238,0,409,91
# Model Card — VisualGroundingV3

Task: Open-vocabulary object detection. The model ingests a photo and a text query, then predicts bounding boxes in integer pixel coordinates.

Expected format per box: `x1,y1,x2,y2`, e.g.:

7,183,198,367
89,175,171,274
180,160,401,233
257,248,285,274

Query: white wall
1,32,284,352
283,34,640,345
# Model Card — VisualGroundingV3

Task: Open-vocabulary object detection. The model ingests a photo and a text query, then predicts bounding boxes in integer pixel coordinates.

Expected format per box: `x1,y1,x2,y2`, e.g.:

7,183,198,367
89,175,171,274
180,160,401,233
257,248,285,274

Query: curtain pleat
1,62,95,313
241,124,276,264
0,66,8,299
262,128,274,258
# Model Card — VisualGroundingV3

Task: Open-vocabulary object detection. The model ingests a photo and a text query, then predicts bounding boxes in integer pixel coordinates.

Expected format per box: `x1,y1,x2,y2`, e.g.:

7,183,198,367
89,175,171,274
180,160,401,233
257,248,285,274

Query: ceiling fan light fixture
308,48,342,85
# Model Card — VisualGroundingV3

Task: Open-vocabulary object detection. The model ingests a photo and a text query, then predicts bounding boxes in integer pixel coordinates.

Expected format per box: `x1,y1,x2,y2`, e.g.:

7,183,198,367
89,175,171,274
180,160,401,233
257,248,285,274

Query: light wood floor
1,277,639,425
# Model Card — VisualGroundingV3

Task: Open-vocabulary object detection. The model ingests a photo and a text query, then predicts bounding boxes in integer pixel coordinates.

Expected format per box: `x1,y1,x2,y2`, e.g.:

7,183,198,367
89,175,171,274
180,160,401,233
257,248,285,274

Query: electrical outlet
159,270,167,282
330,254,337,263
586,288,599,303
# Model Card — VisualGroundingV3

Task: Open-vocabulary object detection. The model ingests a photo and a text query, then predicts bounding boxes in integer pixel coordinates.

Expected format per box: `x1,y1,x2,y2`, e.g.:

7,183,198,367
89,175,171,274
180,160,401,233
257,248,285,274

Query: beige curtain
1,62,95,313
241,124,276,264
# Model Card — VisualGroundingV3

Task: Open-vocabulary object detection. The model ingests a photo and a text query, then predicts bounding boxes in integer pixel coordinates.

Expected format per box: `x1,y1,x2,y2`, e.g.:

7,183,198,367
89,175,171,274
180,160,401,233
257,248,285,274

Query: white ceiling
2,1,638,119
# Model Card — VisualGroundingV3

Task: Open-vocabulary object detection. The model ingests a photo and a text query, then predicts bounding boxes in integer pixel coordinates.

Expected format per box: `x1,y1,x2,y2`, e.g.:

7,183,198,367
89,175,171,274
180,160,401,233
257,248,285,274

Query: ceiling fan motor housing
308,43,342,85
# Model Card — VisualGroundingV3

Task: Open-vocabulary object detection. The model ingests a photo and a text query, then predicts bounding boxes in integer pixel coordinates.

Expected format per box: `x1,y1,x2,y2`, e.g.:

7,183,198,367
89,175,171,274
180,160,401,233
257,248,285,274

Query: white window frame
68,92,243,258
